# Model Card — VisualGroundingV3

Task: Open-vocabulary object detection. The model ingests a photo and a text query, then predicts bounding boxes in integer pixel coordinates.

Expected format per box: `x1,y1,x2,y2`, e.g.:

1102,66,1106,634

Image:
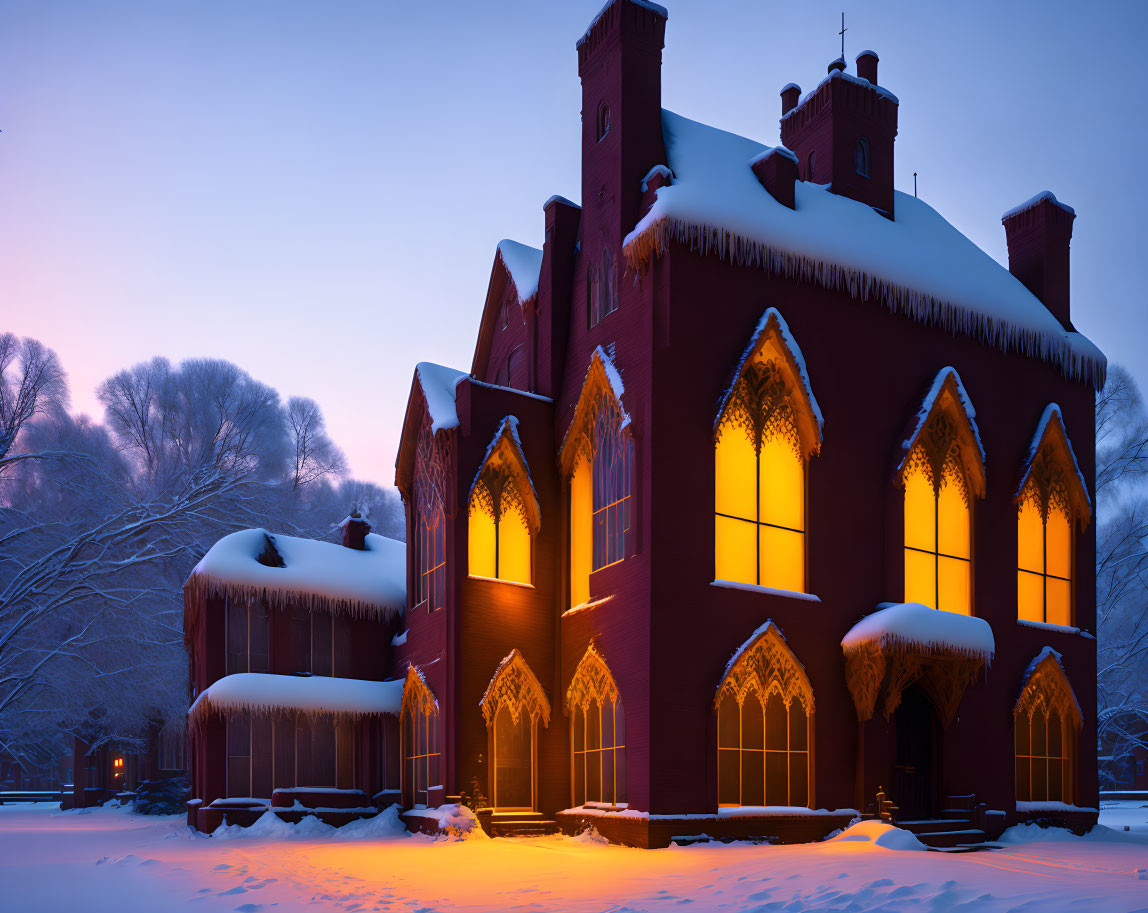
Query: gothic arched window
401,666,440,809
1015,651,1081,804
568,644,626,808
716,623,814,808
1016,406,1090,627
898,369,986,616
715,309,822,593
597,101,611,142
468,417,539,586
564,349,633,606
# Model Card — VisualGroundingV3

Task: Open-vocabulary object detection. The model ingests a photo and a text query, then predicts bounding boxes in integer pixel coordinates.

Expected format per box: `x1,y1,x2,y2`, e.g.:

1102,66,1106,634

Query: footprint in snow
214,864,232,871
221,886,248,896
234,905,264,912
865,878,894,888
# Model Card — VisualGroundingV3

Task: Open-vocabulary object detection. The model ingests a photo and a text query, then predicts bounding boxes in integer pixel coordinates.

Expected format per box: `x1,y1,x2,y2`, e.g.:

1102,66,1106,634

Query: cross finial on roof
839,12,847,60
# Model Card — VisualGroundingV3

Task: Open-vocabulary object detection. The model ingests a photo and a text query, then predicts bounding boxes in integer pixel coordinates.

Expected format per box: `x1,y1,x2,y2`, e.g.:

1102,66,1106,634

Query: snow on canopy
841,602,996,662
187,528,405,621
188,672,403,724
496,240,544,305
624,110,1105,388
415,362,468,434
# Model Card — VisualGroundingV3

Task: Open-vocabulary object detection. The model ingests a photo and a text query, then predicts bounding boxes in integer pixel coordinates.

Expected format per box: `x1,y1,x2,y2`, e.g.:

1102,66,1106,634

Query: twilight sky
1,0,1144,486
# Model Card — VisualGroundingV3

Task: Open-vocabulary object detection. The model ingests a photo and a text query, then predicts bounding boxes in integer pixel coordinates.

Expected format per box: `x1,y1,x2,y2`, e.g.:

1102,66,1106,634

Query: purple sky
1,0,1144,486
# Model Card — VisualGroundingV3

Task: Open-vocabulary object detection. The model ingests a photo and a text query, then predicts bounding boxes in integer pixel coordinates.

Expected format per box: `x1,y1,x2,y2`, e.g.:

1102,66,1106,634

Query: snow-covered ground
1,801,1146,912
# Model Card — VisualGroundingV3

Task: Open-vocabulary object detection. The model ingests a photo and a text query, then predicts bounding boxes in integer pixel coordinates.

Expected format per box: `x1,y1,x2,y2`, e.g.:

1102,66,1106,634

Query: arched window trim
468,416,540,584
715,622,815,808
588,246,619,328
1015,404,1092,529
1015,649,1082,804
596,100,611,142
480,648,551,727
854,136,871,178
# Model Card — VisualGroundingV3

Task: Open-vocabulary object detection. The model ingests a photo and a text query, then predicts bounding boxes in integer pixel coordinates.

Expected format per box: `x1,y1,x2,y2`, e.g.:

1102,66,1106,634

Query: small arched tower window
806,151,816,182
854,137,871,178
597,101,611,142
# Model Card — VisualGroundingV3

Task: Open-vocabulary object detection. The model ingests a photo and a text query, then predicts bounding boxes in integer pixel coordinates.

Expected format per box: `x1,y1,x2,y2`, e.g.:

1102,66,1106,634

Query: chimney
1002,192,1076,329
751,147,798,209
780,49,898,218
780,83,801,117
856,50,878,84
536,195,582,397
341,512,371,550
578,0,667,294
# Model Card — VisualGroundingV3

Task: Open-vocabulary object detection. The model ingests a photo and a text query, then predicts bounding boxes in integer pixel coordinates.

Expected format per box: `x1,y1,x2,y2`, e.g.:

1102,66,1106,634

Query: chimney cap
856,49,879,61
828,56,846,74
781,82,801,94
543,194,581,212
1002,190,1076,223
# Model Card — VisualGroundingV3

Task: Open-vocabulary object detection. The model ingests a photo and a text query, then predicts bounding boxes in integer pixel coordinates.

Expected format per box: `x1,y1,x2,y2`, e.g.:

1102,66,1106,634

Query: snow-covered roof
782,68,899,115
1002,191,1076,221
188,672,403,723
496,240,544,305
544,194,580,210
624,110,1105,388
841,602,996,662
415,362,468,434
187,528,405,621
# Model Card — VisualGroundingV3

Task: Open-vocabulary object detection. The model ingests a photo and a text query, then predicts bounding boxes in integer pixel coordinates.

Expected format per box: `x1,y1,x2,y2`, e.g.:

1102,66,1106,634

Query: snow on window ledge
710,580,821,603
562,595,615,618
467,574,534,590
1015,801,1097,814
1017,618,1093,639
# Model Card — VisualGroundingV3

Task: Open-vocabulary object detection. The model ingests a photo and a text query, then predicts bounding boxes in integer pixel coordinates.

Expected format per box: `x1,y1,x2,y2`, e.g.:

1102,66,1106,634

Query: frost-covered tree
1095,365,1148,784
286,396,347,491
0,333,68,474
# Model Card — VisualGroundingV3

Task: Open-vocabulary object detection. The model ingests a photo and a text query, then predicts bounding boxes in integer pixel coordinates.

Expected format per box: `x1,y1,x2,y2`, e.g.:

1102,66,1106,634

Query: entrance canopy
841,602,994,726
188,672,403,727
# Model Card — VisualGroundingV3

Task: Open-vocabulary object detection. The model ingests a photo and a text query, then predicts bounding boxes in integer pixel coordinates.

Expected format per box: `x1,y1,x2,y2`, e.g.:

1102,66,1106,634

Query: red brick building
187,0,1103,847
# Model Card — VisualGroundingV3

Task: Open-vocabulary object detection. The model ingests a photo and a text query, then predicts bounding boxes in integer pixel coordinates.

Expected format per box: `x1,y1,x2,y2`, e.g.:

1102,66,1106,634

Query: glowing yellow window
1017,496,1073,626
903,461,971,615
715,428,806,593
570,455,592,606
468,419,536,586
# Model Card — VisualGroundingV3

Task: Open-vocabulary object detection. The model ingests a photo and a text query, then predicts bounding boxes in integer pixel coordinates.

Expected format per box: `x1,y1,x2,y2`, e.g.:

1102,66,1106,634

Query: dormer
779,51,898,219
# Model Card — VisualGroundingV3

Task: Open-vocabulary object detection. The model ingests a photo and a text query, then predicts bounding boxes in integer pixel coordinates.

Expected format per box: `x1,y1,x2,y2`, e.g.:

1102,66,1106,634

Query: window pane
1018,498,1044,573
715,515,756,585
717,695,740,749
587,702,601,752
468,506,497,579
905,548,936,609
759,435,803,532
570,457,592,606
1015,713,1030,755
903,464,936,553
249,603,270,673
586,746,601,803
573,708,585,752
938,556,971,615
498,501,532,584
1046,577,1071,627
789,751,808,807
765,693,788,751
1015,755,1031,801
741,693,764,750
742,749,764,807
1033,754,1048,801
715,429,756,521
759,526,804,593
766,751,789,806
1049,757,1063,802
1048,712,1063,760
1046,505,1072,580
938,467,970,559
1018,570,1044,623
1032,712,1047,761
227,602,248,675
789,702,808,751
718,749,740,805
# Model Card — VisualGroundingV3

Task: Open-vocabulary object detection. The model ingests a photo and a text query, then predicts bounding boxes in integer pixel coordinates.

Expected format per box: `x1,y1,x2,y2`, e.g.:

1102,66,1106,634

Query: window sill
562,595,615,618
467,575,534,590
1016,618,1093,638
710,580,821,603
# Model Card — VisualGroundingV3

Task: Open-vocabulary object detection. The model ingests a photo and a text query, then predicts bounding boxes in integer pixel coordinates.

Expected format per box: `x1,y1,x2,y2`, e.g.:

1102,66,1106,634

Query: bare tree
0,334,69,476
1095,366,1148,785
286,396,347,491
